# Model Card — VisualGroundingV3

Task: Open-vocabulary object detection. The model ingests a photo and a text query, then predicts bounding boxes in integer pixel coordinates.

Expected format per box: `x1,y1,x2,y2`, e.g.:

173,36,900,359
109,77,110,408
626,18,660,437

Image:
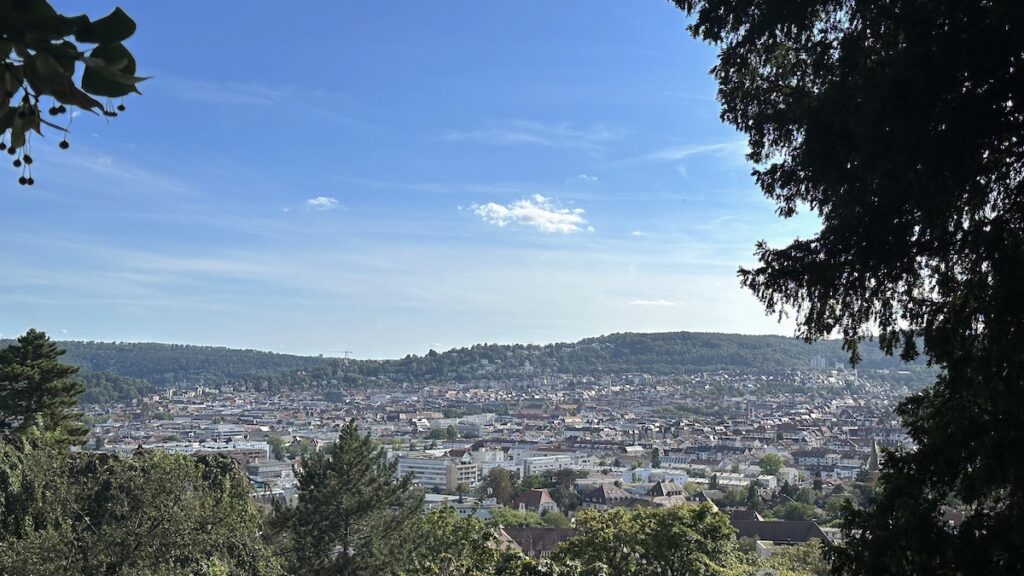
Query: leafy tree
745,482,765,514
773,502,820,522
672,0,1024,573
554,504,740,576
267,435,286,461
650,447,661,469
541,510,571,528
288,419,422,576
445,424,459,441
758,453,784,477
0,1,145,184
285,438,315,460
759,541,830,576
825,496,857,523
0,330,87,446
486,507,545,528
405,508,502,576
795,487,818,506
545,468,583,512
518,474,547,492
0,442,280,575
479,467,517,507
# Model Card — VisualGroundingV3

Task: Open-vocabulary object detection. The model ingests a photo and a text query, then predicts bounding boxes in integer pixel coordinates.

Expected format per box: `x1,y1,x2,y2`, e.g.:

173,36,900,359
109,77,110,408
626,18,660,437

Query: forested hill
310,331,926,388
1,331,930,396
0,340,330,388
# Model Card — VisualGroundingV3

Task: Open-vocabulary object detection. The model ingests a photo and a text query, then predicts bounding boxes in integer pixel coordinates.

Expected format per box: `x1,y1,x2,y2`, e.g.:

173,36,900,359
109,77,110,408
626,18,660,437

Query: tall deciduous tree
0,330,87,446
289,419,422,576
0,445,281,575
479,467,517,507
673,0,1024,573
405,508,503,576
758,453,784,477
553,504,740,576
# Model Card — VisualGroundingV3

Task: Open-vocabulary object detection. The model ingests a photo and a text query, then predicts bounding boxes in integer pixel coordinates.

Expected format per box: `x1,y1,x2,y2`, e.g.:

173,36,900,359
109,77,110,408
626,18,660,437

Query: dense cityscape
78,340,922,563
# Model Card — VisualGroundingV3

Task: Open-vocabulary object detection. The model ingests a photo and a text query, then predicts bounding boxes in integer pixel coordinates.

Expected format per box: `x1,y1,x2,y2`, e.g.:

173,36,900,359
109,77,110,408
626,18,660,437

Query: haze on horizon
1,1,819,358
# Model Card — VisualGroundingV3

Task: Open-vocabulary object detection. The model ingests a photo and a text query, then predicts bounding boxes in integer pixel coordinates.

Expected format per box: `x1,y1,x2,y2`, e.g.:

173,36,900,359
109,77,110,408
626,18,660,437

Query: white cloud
443,120,622,150
629,299,678,307
306,196,339,211
472,194,589,234
576,173,599,182
631,230,648,237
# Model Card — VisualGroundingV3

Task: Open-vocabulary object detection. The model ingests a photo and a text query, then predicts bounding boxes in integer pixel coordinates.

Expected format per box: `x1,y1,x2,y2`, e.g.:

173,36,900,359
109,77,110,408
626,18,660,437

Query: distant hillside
2,331,932,398
0,339,330,388
295,331,928,388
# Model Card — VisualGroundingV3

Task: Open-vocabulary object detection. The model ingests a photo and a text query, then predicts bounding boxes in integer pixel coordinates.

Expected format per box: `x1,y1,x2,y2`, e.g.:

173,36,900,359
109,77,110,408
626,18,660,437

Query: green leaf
50,81,102,111
81,64,137,98
73,7,136,44
81,42,146,97
32,51,67,87
88,42,136,76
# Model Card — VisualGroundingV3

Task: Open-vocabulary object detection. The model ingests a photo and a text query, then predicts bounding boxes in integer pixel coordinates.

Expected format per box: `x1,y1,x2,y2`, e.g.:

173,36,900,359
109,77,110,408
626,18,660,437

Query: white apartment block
397,455,480,491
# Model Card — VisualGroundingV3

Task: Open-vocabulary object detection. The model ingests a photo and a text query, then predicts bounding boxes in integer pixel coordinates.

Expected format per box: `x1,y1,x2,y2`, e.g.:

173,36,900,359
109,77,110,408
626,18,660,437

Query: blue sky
1,1,819,358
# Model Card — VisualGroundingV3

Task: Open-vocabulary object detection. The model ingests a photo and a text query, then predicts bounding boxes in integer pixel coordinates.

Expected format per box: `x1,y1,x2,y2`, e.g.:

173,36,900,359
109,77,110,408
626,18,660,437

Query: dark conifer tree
289,419,422,576
0,330,87,446
672,1,1024,573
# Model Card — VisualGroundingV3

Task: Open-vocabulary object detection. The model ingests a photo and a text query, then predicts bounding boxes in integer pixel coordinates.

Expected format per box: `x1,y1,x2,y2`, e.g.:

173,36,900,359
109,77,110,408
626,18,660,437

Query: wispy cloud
628,299,678,307
472,194,591,234
645,140,748,162
631,230,648,237
575,173,599,182
306,196,340,211
443,120,623,150
156,74,361,125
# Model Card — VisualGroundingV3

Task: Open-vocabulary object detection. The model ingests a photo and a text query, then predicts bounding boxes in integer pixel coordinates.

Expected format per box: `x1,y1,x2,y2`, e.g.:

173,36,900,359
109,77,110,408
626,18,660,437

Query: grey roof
583,483,631,503
731,520,829,544
500,528,578,558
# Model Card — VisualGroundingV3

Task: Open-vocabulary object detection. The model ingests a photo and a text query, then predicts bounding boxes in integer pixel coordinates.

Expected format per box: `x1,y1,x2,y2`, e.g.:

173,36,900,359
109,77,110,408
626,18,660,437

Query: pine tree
289,419,422,576
0,330,87,446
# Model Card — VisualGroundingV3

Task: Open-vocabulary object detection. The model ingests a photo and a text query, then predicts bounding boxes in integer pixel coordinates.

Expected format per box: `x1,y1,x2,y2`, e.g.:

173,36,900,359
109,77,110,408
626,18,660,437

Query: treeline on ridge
6,332,934,401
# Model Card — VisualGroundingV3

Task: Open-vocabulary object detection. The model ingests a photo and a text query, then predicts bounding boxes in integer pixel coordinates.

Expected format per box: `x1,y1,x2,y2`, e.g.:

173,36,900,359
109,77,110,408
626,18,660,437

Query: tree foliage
758,453,785,477
405,508,503,576
288,419,422,576
480,468,518,507
553,505,741,576
0,1,145,184
23,331,937,396
673,0,1024,573
0,329,86,446
0,441,280,575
